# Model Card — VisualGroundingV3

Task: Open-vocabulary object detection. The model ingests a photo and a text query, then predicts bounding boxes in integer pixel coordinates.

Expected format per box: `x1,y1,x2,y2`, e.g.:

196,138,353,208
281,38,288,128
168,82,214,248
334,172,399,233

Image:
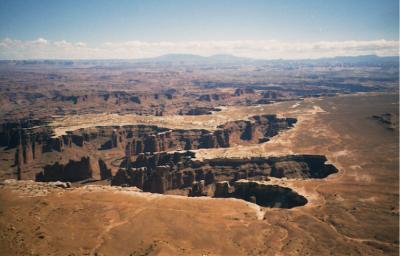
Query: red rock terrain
0,59,398,255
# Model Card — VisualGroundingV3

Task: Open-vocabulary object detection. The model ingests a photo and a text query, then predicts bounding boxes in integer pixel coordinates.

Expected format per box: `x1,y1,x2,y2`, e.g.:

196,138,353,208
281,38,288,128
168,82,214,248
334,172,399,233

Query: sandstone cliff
0,115,298,182
111,151,337,201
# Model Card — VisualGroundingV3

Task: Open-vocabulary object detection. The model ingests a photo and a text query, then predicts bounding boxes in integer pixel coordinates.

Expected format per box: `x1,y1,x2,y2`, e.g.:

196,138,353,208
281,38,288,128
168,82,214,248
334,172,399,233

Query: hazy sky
0,0,398,59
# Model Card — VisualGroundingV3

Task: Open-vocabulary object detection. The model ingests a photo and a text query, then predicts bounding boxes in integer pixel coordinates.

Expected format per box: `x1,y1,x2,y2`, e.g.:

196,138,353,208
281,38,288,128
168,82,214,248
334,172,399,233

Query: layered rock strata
111,151,338,197
1,115,296,181
36,157,93,182
214,180,307,208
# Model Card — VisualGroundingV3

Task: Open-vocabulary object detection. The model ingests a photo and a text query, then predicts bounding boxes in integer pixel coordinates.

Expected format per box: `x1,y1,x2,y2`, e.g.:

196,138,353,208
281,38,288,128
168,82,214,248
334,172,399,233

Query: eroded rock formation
182,107,221,115
111,151,337,208
372,113,398,131
0,115,336,209
36,157,93,182
1,115,298,183
229,180,307,208
80,114,297,154
98,159,112,180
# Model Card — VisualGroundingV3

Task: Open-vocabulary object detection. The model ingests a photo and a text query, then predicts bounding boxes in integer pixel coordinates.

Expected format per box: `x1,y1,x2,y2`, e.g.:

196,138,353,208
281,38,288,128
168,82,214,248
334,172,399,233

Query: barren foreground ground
0,93,398,255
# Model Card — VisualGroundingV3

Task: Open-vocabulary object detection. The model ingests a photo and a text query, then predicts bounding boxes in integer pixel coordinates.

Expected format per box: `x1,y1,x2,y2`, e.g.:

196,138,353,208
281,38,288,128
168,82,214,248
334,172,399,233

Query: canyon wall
0,115,297,182
111,151,338,194
215,180,308,208
0,117,337,209
110,151,334,208
36,157,93,182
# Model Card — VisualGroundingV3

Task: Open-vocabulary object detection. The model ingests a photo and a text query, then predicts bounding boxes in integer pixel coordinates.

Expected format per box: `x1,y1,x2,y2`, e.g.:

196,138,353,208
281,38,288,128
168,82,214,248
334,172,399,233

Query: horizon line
0,53,399,62
1,38,398,60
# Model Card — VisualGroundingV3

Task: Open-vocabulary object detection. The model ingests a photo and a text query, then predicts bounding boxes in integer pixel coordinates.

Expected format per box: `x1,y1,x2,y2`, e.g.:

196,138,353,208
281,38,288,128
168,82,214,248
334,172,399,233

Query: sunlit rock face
111,151,337,208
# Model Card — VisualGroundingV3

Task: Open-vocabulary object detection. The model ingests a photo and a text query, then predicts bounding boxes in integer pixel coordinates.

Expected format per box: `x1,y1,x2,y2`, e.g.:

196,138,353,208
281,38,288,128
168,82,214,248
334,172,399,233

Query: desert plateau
0,0,399,255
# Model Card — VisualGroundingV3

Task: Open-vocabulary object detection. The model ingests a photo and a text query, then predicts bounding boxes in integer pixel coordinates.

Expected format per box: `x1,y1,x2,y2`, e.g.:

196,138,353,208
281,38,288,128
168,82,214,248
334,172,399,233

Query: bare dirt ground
0,93,398,255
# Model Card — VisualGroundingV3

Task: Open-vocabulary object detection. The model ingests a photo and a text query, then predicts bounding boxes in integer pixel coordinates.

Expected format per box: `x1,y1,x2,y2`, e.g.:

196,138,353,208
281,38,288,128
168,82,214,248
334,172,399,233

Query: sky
0,0,398,59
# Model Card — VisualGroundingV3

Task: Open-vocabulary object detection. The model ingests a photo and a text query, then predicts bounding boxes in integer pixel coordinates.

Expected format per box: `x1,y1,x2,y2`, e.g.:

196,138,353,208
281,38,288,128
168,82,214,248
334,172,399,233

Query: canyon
0,111,326,209
0,114,296,181
0,58,398,255
111,151,337,208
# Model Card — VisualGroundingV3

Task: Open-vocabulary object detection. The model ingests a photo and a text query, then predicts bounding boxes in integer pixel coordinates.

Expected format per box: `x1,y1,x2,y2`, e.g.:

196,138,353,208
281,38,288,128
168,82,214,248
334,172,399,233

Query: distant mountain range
134,53,253,63
132,53,398,65
0,54,398,66
305,55,399,64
